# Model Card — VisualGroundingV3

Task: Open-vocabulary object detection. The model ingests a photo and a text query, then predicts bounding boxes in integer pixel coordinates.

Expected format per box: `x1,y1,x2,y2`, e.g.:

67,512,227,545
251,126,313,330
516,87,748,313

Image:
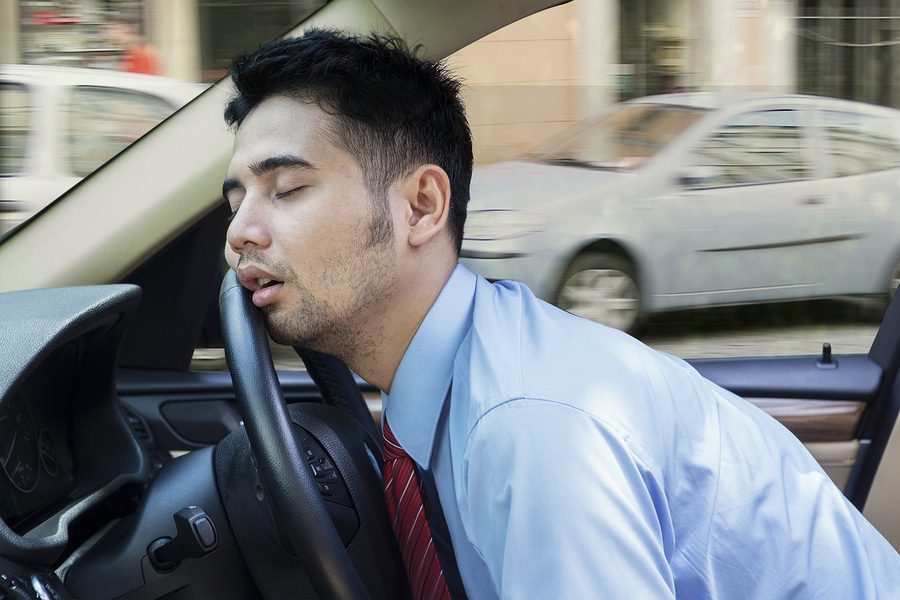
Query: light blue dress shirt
383,264,900,599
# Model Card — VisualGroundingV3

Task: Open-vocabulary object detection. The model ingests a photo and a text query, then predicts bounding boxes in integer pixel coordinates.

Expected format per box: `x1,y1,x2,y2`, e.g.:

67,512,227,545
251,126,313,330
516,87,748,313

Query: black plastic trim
689,354,883,402
117,368,379,451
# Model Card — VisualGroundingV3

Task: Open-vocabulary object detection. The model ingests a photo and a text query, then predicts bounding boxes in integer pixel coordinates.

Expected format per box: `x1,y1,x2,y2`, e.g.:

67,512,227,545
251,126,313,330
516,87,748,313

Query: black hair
224,29,473,252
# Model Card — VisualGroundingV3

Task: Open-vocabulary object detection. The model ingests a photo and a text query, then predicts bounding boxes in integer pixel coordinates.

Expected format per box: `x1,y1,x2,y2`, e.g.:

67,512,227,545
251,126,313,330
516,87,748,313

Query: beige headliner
0,0,563,291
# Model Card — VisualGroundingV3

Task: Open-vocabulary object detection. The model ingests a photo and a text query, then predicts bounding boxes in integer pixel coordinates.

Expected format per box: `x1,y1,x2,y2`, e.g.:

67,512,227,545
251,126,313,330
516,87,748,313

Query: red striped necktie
383,420,451,600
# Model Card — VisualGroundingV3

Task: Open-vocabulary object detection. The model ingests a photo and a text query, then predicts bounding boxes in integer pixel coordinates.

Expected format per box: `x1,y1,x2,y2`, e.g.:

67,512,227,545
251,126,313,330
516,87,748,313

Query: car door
688,292,900,548
657,106,845,307
811,106,900,298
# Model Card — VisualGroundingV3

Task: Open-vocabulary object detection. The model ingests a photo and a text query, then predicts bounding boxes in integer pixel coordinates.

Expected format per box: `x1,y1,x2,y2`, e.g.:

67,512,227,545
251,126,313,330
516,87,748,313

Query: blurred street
641,299,883,358
252,298,886,372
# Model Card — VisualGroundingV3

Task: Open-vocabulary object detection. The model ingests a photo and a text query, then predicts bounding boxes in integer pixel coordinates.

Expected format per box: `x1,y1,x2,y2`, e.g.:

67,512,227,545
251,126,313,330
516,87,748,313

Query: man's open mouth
251,278,285,308
258,278,282,289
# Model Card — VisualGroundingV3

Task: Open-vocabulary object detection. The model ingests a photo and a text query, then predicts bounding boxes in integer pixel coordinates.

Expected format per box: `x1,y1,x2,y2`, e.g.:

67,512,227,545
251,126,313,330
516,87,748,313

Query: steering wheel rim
219,269,369,599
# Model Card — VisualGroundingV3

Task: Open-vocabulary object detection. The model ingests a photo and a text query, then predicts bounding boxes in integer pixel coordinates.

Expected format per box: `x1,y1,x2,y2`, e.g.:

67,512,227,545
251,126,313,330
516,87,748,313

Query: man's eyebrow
222,154,316,202
248,154,316,177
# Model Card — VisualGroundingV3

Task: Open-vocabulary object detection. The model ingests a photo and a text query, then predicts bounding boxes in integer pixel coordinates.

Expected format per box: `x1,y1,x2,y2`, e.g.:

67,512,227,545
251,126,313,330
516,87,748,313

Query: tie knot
382,419,407,462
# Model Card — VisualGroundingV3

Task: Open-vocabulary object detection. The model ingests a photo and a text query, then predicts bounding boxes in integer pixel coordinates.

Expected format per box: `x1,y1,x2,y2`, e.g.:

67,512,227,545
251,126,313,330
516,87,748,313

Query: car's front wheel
556,252,641,333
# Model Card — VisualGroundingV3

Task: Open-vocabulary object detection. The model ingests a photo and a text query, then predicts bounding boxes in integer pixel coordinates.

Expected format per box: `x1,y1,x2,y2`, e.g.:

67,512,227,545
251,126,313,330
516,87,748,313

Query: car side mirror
676,165,723,188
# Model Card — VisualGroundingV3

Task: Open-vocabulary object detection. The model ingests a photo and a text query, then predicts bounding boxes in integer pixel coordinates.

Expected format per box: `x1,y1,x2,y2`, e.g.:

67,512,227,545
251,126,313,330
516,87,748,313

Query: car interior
0,1,898,598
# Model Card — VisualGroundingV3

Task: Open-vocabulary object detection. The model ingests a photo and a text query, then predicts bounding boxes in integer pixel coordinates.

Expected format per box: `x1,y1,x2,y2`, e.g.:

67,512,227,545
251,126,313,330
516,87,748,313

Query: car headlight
463,209,544,241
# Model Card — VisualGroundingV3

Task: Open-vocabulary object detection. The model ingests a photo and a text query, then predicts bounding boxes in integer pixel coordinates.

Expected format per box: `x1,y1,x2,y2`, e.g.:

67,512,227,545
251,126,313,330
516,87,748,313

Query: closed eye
275,186,306,199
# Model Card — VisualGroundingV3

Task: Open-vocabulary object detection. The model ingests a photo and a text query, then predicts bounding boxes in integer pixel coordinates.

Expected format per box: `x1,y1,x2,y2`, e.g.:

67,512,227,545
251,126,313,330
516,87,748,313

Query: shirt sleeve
461,398,676,599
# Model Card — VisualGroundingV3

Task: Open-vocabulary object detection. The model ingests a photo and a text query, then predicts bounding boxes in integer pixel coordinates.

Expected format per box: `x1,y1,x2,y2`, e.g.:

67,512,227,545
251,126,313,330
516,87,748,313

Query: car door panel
691,354,882,401
863,400,900,549
803,440,860,490
690,293,900,550
691,355,880,492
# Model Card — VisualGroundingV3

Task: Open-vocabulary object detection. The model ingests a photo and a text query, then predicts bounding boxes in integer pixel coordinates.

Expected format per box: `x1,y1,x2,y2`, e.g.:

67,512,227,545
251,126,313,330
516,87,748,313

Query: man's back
387,265,900,598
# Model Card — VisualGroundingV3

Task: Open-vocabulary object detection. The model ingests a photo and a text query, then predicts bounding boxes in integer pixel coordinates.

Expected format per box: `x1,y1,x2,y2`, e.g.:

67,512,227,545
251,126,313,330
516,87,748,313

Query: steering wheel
219,270,370,598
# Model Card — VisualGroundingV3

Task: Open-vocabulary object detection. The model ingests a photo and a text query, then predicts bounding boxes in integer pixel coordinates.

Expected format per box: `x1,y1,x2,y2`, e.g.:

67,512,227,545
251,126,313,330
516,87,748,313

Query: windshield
528,104,706,170
2,0,898,366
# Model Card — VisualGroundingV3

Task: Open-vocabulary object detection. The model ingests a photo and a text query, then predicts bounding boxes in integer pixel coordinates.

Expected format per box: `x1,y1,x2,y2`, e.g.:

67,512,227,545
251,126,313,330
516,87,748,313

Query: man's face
224,96,400,355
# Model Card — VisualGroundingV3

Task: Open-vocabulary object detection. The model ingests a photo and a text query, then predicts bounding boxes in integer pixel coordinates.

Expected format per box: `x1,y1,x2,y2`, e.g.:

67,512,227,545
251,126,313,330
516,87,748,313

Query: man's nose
226,196,272,254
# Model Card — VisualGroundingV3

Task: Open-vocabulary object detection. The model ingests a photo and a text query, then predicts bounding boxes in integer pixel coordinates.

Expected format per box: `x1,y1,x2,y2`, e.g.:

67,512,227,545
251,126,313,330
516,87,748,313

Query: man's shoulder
455,276,702,434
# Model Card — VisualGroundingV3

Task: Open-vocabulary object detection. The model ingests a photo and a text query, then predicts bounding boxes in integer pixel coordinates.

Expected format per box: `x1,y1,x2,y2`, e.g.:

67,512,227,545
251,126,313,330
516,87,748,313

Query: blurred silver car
0,64,205,233
461,92,900,332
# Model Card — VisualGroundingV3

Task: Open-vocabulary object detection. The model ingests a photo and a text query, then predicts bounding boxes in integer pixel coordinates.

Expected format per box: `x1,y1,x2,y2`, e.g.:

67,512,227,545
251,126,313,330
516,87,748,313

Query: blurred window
66,86,176,177
530,104,706,170
0,83,32,176
688,109,810,188
821,110,900,177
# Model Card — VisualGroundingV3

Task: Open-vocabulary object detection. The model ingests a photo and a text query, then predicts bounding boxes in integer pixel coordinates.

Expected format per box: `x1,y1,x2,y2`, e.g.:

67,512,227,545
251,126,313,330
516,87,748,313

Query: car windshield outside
0,0,325,234
527,103,707,170
2,0,899,367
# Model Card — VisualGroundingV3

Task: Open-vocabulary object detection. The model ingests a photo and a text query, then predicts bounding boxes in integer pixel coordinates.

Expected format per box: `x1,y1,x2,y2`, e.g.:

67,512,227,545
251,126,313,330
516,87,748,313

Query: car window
821,110,900,177
450,3,895,360
4,0,326,231
67,86,176,177
530,104,706,170
3,1,896,367
0,83,31,176
687,109,811,188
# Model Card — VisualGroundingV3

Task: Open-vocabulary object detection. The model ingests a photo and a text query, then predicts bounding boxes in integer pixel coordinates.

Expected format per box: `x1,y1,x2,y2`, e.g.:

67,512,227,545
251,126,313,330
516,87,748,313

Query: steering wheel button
317,482,333,496
310,462,333,478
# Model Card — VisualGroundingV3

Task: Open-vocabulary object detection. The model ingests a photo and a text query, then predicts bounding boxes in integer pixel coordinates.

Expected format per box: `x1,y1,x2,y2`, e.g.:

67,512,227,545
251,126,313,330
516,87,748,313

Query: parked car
0,64,205,233
461,93,900,332
0,2,899,598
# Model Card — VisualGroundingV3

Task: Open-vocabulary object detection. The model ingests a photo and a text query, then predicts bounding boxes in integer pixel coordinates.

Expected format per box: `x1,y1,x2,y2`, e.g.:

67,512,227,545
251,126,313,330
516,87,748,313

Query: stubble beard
264,211,398,364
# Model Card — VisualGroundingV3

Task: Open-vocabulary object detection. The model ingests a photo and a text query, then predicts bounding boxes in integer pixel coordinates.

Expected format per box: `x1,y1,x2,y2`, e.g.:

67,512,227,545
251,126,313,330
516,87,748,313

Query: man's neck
348,256,457,393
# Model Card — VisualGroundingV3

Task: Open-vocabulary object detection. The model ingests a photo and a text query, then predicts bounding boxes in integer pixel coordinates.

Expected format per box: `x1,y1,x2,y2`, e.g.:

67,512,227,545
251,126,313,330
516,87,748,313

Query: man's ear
401,164,452,248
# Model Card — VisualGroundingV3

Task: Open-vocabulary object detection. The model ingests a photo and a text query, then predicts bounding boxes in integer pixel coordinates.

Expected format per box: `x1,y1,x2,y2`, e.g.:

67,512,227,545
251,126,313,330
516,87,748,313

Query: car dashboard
0,284,155,597
0,346,77,534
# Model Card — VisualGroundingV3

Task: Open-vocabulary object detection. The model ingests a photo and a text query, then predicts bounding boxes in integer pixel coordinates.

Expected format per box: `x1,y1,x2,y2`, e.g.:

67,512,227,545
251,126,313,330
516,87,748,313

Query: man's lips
250,282,284,308
236,266,285,308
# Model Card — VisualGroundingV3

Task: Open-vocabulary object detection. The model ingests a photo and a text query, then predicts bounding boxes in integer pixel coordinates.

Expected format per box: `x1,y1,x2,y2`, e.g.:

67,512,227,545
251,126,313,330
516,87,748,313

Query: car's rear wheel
556,252,641,333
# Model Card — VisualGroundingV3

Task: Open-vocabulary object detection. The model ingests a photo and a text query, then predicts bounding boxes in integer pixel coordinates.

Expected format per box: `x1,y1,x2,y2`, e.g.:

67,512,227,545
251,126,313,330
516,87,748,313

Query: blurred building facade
2,0,897,163
1,0,323,82
453,0,899,163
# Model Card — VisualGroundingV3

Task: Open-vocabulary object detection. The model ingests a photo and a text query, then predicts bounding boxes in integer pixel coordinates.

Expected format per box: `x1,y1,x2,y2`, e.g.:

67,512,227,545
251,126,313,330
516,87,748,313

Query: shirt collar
382,264,476,467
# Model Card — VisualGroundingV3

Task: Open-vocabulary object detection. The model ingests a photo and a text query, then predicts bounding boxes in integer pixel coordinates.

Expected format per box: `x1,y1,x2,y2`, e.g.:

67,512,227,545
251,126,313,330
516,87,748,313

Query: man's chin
263,313,315,349
263,320,297,347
